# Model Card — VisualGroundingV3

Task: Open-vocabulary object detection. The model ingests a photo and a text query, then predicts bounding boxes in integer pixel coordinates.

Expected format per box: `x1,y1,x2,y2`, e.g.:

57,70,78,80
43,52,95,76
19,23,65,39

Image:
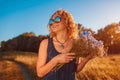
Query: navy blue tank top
42,37,77,80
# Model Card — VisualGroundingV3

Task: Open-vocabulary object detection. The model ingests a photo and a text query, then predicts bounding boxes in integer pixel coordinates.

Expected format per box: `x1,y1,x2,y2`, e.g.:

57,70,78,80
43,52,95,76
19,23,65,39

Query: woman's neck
55,30,68,43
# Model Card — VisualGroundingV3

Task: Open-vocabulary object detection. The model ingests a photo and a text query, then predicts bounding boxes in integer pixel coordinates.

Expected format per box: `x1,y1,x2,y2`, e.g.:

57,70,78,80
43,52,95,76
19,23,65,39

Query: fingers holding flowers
54,53,76,64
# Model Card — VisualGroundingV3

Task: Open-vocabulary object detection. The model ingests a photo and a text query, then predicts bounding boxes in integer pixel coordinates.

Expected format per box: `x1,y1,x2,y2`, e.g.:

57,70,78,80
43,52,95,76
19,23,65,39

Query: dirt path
1,59,33,80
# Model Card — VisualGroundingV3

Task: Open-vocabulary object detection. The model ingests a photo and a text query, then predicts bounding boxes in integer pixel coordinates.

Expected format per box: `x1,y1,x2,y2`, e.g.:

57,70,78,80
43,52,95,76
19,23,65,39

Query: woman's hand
53,53,76,64
86,52,96,61
76,52,96,72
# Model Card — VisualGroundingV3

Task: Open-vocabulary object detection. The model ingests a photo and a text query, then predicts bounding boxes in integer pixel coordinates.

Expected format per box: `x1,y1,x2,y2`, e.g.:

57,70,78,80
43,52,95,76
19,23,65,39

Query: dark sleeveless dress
42,37,77,80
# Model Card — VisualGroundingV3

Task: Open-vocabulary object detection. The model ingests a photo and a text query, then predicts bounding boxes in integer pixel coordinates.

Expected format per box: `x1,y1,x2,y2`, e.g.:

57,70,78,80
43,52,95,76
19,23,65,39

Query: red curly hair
48,9,78,39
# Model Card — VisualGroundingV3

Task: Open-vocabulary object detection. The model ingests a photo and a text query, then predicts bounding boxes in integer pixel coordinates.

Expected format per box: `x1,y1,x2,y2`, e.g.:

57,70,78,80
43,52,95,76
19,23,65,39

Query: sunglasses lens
49,19,53,25
48,16,61,25
54,16,61,22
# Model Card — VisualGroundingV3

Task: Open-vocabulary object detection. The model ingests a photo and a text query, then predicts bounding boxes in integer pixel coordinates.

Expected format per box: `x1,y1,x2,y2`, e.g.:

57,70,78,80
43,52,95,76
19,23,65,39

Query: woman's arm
36,39,75,78
36,39,58,77
76,53,94,72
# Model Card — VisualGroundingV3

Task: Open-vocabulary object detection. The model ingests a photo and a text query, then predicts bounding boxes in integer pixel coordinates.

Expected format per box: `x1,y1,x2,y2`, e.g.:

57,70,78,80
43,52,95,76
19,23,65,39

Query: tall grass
0,51,39,79
0,60,25,80
77,55,120,80
0,52,120,80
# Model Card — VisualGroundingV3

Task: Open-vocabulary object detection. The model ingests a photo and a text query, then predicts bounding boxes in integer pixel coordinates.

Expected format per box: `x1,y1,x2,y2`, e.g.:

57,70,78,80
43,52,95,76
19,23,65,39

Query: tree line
0,22,120,54
0,32,48,53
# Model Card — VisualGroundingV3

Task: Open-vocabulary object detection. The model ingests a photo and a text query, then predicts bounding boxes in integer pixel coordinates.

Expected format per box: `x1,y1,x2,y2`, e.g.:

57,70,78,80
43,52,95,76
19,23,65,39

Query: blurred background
0,0,120,80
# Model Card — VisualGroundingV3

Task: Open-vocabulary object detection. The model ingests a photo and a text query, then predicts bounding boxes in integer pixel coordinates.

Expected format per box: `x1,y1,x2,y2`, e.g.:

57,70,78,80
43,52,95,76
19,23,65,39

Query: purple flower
78,31,105,57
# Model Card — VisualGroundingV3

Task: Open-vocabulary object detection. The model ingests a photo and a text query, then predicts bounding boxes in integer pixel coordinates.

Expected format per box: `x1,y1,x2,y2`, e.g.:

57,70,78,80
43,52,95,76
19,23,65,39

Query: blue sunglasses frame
48,16,61,25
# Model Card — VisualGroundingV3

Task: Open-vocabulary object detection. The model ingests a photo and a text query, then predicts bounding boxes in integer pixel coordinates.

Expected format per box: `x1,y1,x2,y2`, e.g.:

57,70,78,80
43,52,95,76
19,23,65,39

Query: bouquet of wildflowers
70,31,106,57
52,31,106,71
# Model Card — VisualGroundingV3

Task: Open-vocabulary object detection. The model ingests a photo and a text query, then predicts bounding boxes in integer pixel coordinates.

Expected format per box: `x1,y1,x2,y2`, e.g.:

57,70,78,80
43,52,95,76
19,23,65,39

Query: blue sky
0,0,120,42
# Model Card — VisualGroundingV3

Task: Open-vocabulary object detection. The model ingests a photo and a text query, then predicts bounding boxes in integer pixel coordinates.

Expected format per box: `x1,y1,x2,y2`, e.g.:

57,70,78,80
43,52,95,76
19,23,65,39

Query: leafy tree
96,22,120,54
0,32,47,53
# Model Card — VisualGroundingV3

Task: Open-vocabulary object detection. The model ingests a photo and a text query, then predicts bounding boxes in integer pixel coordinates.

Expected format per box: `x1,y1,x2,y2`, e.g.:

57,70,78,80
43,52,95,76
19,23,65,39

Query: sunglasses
48,16,61,25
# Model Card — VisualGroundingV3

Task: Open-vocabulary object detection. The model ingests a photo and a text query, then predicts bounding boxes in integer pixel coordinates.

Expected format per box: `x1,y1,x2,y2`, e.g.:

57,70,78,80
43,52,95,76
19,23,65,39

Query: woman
36,9,94,80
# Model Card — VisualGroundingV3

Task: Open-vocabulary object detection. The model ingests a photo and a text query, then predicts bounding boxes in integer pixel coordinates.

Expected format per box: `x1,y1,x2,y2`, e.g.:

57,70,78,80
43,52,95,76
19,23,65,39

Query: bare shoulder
40,39,48,47
41,39,48,44
39,38,49,50
38,38,48,54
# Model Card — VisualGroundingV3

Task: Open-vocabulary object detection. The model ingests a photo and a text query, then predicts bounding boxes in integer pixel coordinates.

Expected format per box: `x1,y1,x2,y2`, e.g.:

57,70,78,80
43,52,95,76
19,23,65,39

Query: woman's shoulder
41,38,49,45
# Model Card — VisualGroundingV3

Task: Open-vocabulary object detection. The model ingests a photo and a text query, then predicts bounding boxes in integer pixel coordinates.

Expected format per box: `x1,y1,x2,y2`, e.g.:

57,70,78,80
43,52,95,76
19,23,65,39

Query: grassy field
0,60,25,80
76,55,120,80
0,51,120,80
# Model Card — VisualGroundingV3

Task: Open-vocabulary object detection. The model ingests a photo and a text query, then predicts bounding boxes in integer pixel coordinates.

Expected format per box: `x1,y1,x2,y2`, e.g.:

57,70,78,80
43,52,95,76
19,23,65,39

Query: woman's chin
52,29,59,33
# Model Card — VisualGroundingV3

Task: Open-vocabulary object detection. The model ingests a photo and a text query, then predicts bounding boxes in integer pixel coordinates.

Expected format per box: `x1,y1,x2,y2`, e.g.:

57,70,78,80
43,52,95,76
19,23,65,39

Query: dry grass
0,60,25,80
0,51,39,79
0,51,120,80
13,52,39,79
76,55,120,80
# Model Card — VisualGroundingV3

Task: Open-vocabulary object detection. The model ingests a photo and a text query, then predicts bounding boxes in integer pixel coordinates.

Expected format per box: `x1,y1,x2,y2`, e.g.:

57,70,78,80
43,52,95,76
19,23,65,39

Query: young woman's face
49,14,66,33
